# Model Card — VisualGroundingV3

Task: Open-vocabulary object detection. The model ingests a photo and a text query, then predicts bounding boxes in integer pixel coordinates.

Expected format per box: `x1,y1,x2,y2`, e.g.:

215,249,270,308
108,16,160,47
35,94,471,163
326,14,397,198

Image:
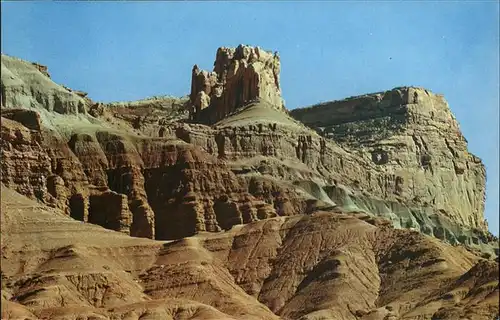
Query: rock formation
1,55,88,115
1,47,498,320
1,50,495,247
290,87,487,230
189,45,284,123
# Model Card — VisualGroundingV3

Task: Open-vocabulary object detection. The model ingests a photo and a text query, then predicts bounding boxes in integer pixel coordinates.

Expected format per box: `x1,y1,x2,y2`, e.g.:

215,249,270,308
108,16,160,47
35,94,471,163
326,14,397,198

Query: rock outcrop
189,45,284,124
290,87,487,231
0,111,281,240
1,53,495,250
173,102,494,249
1,55,88,115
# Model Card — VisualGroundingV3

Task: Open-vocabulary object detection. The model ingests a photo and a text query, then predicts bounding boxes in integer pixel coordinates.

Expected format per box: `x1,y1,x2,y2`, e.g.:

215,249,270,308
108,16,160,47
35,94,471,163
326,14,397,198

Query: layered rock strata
1,187,498,320
1,47,499,319
0,51,495,251
1,55,88,115
189,45,284,123
290,87,487,231
0,111,282,240
172,113,493,248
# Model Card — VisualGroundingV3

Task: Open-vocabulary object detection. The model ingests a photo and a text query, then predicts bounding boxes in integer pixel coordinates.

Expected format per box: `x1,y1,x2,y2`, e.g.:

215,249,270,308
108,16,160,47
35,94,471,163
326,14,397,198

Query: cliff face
189,45,284,124
1,48,498,320
290,87,487,231
171,107,491,248
1,110,283,240
1,113,153,238
0,52,494,249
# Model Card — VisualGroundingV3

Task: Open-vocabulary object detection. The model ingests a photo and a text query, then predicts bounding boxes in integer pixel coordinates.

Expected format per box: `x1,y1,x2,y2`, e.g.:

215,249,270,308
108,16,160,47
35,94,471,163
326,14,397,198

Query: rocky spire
189,44,285,124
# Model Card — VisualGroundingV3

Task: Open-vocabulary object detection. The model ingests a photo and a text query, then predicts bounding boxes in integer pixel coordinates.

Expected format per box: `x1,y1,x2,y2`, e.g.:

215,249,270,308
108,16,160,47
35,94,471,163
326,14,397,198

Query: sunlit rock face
291,87,487,231
1,55,89,115
0,48,498,320
189,45,284,124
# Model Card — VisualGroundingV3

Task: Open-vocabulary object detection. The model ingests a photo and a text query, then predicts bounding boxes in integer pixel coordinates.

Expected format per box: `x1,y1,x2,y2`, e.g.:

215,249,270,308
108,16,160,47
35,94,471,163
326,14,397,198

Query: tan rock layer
1,111,288,240
291,87,487,231
0,53,493,247
1,188,498,320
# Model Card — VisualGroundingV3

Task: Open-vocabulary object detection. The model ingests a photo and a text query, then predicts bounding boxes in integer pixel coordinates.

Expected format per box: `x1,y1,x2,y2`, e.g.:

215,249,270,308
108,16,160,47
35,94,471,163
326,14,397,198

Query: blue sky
2,1,498,235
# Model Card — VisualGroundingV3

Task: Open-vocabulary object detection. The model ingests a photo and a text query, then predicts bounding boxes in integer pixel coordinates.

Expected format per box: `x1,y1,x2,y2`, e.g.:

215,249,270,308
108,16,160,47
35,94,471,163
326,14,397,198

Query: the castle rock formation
190,45,284,123
0,50,496,250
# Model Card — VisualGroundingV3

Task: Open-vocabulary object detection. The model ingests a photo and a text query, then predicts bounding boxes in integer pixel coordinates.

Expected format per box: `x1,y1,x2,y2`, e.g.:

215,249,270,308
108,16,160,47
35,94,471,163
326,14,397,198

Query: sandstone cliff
1,51,495,249
290,87,487,231
1,108,281,240
1,55,284,240
189,45,284,124
1,47,498,319
1,55,88,115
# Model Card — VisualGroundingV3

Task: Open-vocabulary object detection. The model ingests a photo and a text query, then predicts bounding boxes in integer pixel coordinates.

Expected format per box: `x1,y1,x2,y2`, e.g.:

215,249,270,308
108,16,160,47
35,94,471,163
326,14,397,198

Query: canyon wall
1,47,498,320
1,110,281,240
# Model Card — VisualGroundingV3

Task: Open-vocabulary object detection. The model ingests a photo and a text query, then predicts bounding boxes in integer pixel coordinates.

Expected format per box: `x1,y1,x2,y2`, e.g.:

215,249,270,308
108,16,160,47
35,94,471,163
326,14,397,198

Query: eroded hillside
1,46,498,320
2,186,498,320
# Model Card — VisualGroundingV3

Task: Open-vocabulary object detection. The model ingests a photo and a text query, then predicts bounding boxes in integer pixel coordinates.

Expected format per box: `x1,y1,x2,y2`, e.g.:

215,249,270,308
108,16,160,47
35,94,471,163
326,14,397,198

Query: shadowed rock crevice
68,194,85,222
88,191,131,233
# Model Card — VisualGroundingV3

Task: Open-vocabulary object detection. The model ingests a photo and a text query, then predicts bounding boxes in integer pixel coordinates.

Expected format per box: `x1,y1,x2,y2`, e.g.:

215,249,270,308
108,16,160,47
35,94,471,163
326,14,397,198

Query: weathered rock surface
1,52,496,249
291,87,488,231
190,45,284,123
1,55,88,115
91,95,190,137
0,111,283,240
173,101,495,251
1,187,498,320
1,53,496,249
1,49,498,319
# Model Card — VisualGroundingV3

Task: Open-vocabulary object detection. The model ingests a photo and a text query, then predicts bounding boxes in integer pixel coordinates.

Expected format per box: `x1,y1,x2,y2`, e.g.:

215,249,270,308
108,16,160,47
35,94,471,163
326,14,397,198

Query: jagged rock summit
189,44,285,124
1,46,498,320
